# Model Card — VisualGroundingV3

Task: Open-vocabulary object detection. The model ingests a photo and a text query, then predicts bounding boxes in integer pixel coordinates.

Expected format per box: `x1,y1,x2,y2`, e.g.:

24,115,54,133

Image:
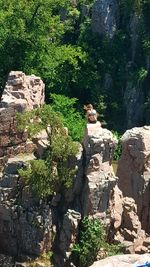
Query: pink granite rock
0,71,45,167
117,126,150,234
82,123,118,216
109,185,150,253
89,254,150,267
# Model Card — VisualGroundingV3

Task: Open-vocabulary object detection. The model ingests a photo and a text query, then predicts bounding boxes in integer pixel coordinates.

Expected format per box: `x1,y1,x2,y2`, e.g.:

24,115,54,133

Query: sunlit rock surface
117,126,150,233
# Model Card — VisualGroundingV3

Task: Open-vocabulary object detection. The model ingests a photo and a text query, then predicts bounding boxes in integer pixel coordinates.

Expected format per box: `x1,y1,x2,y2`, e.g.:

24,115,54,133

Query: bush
17,104,79,198
112,131,122,161
72,217,123,267
50,93,86,142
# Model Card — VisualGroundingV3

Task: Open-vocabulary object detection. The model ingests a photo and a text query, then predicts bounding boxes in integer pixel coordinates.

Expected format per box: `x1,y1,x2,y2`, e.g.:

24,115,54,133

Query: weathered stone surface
0,156,52,258
82,123,117,216
109,185,150,254
1,71,45,111
0,71,45,166
89,254,150,267
0,254,14,266
92,0,119,38
53,209,81,267
117,126,150,233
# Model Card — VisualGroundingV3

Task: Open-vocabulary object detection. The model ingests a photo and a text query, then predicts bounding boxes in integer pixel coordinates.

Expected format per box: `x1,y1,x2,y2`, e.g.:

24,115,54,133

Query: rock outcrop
109,185,150,254
117,126,150,234
0,71,45,167
54,210,81,267
1,72,150,266
0,155,52,259
90,254,150,267
82,122,117,216
92,0,119,38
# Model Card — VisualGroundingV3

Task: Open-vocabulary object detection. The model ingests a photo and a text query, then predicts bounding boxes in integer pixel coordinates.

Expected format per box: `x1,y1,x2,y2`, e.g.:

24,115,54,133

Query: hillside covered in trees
0,0,150,131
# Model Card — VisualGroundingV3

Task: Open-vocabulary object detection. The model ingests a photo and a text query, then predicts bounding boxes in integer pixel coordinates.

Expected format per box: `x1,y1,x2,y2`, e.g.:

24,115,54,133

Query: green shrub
72,217,123,267
50,93,86,141
17,104,78,198
112,131,122,161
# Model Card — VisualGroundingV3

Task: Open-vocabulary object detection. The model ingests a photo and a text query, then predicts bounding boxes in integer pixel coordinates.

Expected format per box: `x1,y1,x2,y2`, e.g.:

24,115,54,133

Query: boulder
89,254,150,267
117,126,150,233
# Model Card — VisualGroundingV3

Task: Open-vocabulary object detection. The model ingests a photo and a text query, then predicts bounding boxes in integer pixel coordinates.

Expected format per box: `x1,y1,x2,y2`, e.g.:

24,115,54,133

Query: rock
0,71,45,168
1,71,45,111
117,126,150,233
0,254,14,266
54,209,81,267
0,158,52,258
109,185,123,229
92,0,119,38
89,254,150,267
124,83,145,129
82,123,117,215
109,185,150,253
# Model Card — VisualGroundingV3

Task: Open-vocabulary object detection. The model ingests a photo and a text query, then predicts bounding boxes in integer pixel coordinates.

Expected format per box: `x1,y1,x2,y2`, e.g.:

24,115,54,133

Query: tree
17,104,79,198
0,0,86,95
50,93,86,141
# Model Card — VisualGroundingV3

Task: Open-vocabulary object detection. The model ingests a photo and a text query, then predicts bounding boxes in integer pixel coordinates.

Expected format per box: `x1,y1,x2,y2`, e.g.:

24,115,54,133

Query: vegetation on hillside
0,0,150,130
17,102,79,198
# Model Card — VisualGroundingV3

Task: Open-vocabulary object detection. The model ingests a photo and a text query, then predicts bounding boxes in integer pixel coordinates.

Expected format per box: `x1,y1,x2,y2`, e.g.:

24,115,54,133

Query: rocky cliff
117,126,150,234
91,0,150,129
0,71,45,168
0,72,150,267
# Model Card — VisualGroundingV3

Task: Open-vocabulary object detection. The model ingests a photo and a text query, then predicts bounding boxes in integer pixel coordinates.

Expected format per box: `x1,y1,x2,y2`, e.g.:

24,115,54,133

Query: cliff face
117,126,150,234
0,72,118,266
0,72,150,267
91,0,150,129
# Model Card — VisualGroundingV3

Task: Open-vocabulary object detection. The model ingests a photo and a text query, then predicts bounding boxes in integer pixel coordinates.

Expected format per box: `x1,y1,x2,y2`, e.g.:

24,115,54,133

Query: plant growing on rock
72,217,123,267
112,131,122,161
17,104,79,198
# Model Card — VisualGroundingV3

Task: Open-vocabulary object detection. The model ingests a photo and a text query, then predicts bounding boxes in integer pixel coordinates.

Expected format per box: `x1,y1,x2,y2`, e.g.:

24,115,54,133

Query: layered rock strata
0,71,45,167
0,155,52,259
117,126,150,234
82,122,117,216
109,185,150,254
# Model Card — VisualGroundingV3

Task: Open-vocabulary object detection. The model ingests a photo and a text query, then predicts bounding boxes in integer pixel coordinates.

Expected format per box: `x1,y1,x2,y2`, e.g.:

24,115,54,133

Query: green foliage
112,131,122,161
0,0,86,94
72,217,123,267
120,0,143,15
136,67,148,82
50,93,86,141
0,0,150,131
17,104,78,198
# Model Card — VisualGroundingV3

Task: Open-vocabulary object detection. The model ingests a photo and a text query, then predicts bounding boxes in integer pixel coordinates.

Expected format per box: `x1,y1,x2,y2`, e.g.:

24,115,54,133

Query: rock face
82,122,117,216
92,0,119,38
0,71,45,167
0,155,52,258
89,254,150,267
54,209,81,267
109,185,150,254
1,71,45,110
117,126,150,234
